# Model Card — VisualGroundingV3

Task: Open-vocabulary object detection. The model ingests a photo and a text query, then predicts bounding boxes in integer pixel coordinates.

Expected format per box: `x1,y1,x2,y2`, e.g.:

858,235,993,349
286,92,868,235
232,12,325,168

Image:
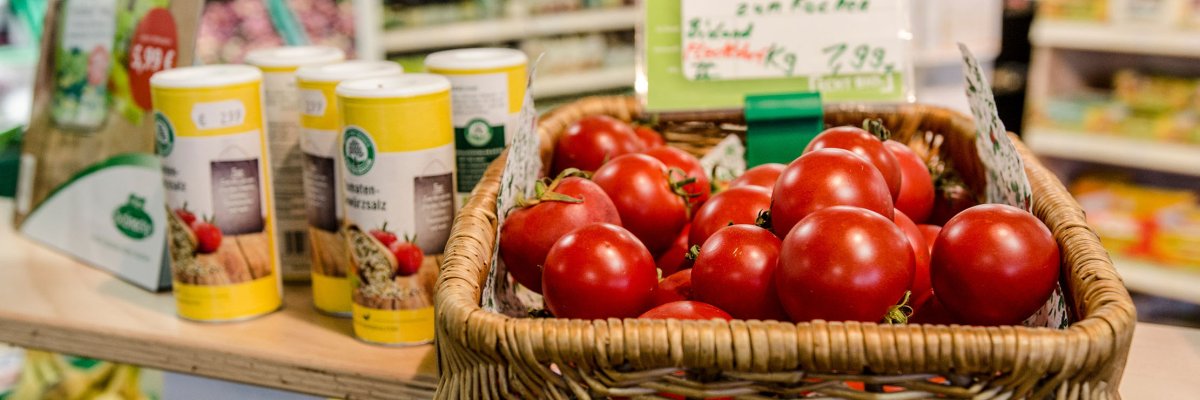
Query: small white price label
191,100,246,130
129,43,176,75
680,0,910,82
299,89,326,117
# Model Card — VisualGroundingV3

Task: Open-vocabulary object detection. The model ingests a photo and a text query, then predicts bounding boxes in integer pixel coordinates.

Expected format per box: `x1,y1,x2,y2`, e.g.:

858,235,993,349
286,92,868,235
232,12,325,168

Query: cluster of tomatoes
368,225,424,277
174,207,222,254
499,115,1061,326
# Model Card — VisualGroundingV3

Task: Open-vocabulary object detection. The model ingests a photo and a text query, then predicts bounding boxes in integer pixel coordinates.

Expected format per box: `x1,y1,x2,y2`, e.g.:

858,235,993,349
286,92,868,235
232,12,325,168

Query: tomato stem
667,167,699,218
862,118,892,142
684,245,701,261
883,290,913,325
515,178,584,208
755,210,773,231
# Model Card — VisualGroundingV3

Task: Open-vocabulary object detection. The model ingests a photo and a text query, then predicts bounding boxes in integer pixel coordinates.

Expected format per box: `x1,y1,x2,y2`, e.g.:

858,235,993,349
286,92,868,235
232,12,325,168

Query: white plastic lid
150,65,262,89
424,48,528,71
336,74,451,99
296,61,404,83
244,46,346,68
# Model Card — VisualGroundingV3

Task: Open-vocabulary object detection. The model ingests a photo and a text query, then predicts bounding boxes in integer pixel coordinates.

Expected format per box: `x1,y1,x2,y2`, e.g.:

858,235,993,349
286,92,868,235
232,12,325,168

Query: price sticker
641,0,913,112
127,8,178,111
191,100,246,131
299,89,327,117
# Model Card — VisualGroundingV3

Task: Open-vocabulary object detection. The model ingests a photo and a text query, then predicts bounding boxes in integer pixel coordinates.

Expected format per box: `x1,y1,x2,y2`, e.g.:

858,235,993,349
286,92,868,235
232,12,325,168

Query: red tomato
770,148,894,238
634,125,665,149
692,225,789,320
928,182,979,226
369,226,398,247
499,177,621,293
656,224,692,276
884,141,934,223
893,210,931,307
644,146,711,209
191,221,222,254
729,163,785,190
592,154,690,256
931,204,1060,326
918,224,941,255
776,206,914,322
639,301,732,320
543,223,657,319
688,185,771,248
650,269,693,307
389,241,423,277
910,291,956,325
174,208,196,226
551,115,644,175
804,126,901,200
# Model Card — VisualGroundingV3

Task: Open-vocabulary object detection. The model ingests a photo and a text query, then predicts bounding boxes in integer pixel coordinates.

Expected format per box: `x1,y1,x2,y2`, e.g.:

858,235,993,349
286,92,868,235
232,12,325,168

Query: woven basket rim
435,96,1136,388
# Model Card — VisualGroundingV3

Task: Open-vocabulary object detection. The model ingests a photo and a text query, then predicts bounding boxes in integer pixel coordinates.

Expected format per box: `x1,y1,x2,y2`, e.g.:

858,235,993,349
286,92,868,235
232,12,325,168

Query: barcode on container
284,230,307,256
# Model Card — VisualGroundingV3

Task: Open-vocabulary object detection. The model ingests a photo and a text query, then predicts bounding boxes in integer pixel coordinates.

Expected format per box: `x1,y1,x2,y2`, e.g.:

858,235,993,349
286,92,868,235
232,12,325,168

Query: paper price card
642,0,914,112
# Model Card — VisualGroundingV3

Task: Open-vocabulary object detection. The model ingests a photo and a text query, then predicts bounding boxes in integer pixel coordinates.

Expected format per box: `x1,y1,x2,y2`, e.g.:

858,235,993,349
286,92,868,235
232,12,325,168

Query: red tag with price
129,8,178,111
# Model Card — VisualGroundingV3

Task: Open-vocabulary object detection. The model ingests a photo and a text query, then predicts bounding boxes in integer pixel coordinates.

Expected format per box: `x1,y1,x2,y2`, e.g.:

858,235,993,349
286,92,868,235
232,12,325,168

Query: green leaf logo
113,194,154,240
342,126,376,176
464,119,493,147
154,112,174,156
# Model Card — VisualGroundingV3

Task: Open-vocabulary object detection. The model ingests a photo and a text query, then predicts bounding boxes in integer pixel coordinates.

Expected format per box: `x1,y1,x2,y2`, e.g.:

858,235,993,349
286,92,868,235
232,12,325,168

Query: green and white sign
342,126,375,176
641,0,913,112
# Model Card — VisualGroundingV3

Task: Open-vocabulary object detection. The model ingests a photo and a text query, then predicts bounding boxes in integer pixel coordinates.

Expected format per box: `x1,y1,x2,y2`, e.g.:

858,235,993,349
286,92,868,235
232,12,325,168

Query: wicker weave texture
435,97,1136,399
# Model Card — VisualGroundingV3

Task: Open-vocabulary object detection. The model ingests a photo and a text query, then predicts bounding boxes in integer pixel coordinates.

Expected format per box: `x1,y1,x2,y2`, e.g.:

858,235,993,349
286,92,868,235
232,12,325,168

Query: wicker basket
435,97,1136,399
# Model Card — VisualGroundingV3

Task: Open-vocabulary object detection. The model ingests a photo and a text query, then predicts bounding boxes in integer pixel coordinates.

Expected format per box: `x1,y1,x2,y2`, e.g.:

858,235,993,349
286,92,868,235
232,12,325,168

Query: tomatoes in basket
805,126,902,200
928,181,979,226
918,224,941,255
639,301,732,321
893,210,931,307
770,148,894,238
692,225,789,321
551,115,643,175
884,140,934,223
729,163,785,190
688,185,771,248
543,223,657,319
776,206,914,323
931,204,1060,326
634,125,665,149
656,224,693,276
645,146,711,209
500,176,621,293
592,154,690,256
651,269,693,307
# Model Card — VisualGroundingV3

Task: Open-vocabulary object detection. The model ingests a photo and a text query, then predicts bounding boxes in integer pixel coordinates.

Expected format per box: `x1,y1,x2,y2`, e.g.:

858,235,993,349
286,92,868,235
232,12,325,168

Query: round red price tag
128,8,178,111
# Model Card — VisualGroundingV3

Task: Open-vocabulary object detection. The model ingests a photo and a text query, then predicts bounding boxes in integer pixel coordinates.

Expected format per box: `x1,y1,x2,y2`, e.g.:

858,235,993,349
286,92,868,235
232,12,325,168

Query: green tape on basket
744,92,823,167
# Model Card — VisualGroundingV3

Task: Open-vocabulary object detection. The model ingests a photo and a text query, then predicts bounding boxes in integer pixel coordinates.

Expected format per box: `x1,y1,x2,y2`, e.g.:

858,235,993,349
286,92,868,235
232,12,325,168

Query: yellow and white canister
244,46,346,282
337,74,454,345
295,61,404,316
424,48,527,207
151,65,281,321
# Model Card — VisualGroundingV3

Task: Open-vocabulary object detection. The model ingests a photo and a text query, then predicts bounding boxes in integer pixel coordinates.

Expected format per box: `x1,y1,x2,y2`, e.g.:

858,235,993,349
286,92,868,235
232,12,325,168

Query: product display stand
0,200,436,399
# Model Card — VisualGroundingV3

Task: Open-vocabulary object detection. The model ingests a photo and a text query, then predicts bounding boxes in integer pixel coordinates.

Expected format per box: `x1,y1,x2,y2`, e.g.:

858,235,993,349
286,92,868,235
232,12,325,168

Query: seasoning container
337,74,454,345
244,46,346,282
151,65,281,321
424,48,527,207
295,61,404,316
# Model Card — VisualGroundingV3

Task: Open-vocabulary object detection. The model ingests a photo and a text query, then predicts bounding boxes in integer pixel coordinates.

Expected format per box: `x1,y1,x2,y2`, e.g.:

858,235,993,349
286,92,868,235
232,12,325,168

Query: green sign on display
640,0,914,112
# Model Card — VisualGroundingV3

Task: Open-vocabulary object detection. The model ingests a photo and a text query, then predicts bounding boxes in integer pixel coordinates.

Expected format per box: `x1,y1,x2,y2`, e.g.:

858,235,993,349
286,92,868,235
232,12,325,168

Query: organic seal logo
154,112,174,156
343,126,375,176
113,194,154,240
465,119,493,147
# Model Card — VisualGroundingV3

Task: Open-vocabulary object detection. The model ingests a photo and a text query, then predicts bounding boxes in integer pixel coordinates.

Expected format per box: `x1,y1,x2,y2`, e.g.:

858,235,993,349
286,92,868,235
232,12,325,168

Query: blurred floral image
196,0,355,64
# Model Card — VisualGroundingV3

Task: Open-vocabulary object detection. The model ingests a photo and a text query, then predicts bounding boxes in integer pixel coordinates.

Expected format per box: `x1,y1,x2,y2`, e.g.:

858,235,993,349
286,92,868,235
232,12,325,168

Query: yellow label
258,65,300,73
312,272,351,314
426,64,527,114
351,304,435,344
339,91,452,152
151,82,265,137
174,276,281,321
297,80,340,131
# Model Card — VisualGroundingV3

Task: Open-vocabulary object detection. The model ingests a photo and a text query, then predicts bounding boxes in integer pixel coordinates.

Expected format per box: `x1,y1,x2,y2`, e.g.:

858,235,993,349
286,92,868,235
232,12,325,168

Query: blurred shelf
1024,127,1200,176
0,201,436,400
532,64,634,98
915,43,1000,68
1030,20,1200,58
382,7,640,53
1113,256,1200,305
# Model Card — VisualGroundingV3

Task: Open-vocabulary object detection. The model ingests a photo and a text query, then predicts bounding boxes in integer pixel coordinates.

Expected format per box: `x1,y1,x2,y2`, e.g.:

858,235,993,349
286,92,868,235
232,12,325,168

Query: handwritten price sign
129,43,176,75
680,0,910,94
